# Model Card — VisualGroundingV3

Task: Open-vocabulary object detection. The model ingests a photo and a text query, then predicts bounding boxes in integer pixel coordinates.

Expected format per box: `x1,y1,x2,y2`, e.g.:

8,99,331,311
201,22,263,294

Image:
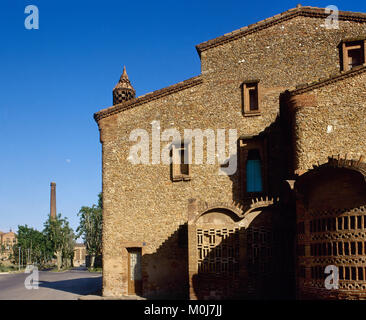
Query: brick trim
94,76,203,122
187,198,280,224
196,6,366,54
295,155,366,192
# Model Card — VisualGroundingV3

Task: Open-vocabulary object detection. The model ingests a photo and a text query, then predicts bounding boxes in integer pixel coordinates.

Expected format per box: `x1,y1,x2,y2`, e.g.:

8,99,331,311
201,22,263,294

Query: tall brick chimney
50,182,56,220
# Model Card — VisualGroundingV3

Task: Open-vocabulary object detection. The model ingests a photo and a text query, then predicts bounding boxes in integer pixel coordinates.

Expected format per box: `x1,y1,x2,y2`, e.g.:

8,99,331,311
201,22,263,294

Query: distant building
0,230,17,250
73,243,86,267
0,230,17,260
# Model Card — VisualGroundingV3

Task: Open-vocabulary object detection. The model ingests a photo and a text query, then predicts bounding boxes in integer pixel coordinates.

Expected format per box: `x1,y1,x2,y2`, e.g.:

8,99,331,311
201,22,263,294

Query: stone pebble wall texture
291,69,366,171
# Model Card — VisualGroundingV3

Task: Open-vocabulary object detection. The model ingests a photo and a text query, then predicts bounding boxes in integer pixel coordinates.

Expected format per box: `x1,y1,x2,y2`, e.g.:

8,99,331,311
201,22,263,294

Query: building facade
94,6,366,299
73,243,86,267
0,230,17,260
0,231,17,250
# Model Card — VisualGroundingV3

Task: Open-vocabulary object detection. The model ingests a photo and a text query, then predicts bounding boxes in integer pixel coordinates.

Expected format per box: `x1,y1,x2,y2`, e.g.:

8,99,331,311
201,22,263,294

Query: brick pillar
50,182,56,220
188,198,198,300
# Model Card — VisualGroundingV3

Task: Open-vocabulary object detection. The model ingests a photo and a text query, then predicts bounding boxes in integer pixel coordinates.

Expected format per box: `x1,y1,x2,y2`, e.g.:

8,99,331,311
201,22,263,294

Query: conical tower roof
113,66,136,104
114,66,135,91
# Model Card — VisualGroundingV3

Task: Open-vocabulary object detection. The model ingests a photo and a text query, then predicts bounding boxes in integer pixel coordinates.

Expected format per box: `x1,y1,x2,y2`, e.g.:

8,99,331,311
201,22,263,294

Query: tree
77,193,102,268
12,225,52,267
43,214,75,270
61,218,76,268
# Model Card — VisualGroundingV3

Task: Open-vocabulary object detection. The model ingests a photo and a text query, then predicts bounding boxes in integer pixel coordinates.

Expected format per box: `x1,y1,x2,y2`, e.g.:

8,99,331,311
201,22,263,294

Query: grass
0,265,18,272
49,266,73,272
0,263,26,273
88,267,102,273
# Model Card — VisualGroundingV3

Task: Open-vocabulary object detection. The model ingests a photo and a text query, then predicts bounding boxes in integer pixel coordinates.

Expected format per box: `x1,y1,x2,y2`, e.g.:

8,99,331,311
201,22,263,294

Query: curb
79,295,146,300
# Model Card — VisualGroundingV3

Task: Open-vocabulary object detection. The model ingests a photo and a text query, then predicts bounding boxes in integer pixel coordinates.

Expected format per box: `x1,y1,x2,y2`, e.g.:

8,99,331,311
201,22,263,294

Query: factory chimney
50,182,56,220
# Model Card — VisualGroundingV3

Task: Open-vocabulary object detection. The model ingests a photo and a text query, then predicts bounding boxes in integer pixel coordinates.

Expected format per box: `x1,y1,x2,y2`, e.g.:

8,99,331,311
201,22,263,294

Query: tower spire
121,65,128,79
113,66,136,105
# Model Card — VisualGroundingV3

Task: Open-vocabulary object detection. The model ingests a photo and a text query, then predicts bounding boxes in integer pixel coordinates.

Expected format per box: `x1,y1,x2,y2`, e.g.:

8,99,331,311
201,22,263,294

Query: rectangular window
248,85,258,111
357,216,362,229
242,81,260,115
338,242,343,255
246,149,263,192
333,242,337,256
342,40,365,71
172,142,191,181
358,242,363,255
344,242,349,256
239,137,267,198
345,267,350,280
350,216,355,229
339,266,344,280
358,267,364,281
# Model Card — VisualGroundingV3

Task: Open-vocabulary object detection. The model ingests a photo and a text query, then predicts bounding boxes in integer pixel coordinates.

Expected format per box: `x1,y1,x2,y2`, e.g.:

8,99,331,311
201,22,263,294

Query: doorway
127,247,142,295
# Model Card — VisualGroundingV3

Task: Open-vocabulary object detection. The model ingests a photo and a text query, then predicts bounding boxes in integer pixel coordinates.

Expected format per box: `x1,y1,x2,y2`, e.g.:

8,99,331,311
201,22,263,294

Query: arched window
246,149,263,192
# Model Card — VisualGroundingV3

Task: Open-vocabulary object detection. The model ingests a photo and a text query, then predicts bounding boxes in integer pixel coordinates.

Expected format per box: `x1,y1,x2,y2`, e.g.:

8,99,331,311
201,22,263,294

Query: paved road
0,267,102,300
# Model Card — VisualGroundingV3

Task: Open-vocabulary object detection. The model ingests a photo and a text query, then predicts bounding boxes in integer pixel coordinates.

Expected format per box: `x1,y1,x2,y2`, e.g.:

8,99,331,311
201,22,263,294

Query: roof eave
196,6,366,54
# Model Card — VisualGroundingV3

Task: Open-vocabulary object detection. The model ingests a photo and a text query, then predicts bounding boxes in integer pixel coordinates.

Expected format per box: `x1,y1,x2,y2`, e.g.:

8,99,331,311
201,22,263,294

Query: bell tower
113,66,136,105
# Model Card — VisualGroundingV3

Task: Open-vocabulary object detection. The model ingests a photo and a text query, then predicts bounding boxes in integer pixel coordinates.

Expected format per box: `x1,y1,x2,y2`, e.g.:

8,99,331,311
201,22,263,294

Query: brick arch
188,200,245,225
240,197,281,228
188,198,281,225
296,155,366,189
295,155,366,211
187,199,246,299
187,197,285,300
295,155,366,300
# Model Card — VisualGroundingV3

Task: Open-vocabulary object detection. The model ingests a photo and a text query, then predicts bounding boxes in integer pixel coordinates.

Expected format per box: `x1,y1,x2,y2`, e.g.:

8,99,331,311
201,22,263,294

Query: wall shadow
191,204,296,300
38,276,102,295
223,114,289,204
141,223,189,300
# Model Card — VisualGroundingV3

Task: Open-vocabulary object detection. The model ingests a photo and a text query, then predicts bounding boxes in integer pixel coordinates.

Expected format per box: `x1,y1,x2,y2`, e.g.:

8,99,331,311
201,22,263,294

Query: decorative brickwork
112,66,136,105
296,157,366,299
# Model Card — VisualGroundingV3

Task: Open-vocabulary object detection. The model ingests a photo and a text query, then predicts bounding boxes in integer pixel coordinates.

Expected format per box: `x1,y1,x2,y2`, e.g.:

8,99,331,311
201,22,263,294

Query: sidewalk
79,294,145,300
78,288,145,300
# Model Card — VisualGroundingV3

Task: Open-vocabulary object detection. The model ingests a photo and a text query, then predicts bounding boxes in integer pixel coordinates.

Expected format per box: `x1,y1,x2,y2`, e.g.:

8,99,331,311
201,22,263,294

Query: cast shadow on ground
38,276,102,295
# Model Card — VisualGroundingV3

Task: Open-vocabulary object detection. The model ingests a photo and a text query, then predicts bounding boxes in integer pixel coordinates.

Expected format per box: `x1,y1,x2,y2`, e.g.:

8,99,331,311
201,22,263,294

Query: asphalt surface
0,267,102,300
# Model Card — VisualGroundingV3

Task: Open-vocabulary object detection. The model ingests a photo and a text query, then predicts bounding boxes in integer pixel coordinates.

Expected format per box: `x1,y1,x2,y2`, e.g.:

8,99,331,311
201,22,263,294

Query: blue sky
0,0,364,234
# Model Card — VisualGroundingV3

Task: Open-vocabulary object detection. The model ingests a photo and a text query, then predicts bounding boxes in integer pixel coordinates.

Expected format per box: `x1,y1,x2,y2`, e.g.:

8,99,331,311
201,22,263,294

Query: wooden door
127,248,142,295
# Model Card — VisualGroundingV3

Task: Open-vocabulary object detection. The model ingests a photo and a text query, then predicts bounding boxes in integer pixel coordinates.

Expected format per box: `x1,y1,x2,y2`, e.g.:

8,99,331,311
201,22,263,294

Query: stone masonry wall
290,69,366,171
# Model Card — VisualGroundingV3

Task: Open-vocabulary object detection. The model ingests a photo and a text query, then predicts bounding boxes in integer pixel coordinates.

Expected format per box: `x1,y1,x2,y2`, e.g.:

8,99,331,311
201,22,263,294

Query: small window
242,81,260,115
342,40,365,71
246,149,263,193
248,84,258,111
239,138,267,197
172,142,191,181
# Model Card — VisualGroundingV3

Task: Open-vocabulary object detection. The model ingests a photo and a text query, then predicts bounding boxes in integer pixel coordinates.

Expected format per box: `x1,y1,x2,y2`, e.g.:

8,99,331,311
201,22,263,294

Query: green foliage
43,213,76,269
12,225,52,267
13,213,76,270
0,263,18,272
77,193,102,266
